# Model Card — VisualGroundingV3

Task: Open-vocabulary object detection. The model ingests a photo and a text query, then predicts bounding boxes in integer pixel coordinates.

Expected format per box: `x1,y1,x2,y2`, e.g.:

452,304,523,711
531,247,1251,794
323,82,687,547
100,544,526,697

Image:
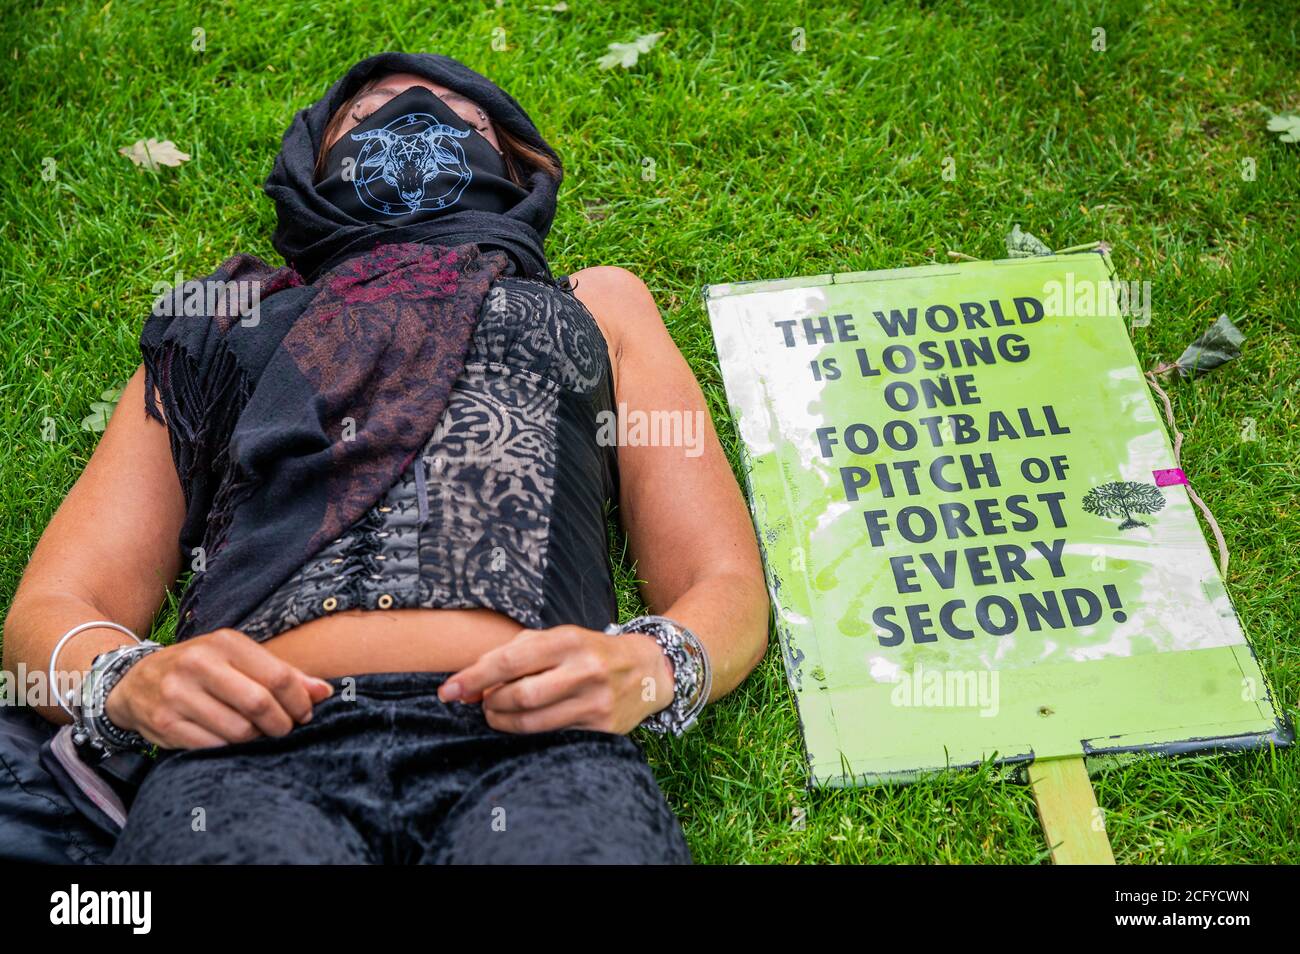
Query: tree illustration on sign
1081,480,1166,530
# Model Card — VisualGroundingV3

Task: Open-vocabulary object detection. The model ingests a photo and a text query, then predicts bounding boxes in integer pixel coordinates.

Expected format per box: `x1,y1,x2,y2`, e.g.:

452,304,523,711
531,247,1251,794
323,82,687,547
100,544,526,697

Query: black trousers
106,671,692,864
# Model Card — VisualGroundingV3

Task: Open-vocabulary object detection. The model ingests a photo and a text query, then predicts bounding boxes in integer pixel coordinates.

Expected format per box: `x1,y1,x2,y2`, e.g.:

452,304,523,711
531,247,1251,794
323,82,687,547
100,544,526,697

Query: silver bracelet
47,620,159,755
48,620,138,721
80,642,162,755
604,615,712,736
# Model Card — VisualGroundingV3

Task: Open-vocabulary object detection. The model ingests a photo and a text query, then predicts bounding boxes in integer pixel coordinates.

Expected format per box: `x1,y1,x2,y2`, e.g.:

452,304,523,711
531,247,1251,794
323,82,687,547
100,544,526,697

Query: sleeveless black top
234,273,621,640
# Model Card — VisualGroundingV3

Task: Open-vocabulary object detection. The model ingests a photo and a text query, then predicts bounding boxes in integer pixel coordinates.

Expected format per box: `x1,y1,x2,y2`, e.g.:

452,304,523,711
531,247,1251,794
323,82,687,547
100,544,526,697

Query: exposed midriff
260,605,525,680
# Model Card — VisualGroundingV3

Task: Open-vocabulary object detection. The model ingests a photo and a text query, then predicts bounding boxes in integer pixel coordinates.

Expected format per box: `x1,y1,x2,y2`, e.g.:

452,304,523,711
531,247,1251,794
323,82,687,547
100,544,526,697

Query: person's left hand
437,624,674,735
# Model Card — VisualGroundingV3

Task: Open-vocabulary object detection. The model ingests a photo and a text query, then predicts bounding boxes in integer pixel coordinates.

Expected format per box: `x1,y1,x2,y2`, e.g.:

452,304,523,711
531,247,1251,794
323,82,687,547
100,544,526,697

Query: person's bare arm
441,267,771,733
578,266,771,701
3,365,187,722
3,365,331,744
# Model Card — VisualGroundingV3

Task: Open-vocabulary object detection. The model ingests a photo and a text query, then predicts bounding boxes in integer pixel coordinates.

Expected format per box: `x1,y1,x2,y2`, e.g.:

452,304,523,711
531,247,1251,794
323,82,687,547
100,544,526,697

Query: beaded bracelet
604,615,712,736
80,642,162,755
48,620,160,756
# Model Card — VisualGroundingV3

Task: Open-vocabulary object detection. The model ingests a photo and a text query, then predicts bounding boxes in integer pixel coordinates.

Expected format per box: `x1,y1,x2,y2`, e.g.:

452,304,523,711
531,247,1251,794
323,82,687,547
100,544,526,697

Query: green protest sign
705,251,1291,791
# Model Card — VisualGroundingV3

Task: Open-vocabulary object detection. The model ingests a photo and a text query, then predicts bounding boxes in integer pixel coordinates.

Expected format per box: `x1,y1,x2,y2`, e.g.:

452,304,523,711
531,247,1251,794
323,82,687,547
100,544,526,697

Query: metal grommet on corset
377,593,394,610
322,596,339,612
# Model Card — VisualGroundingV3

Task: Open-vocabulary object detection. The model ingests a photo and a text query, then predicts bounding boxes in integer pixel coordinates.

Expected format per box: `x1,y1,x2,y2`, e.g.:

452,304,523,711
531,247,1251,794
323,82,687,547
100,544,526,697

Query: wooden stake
1028,755,1115,864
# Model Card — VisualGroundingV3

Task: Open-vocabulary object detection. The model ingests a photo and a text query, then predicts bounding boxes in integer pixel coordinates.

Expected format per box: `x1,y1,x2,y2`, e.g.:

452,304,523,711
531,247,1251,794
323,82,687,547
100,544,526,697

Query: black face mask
317,86,528,225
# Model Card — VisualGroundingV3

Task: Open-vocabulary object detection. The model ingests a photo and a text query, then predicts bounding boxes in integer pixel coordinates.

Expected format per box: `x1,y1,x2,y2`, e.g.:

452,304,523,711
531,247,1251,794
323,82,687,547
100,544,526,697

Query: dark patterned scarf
141,53,563,641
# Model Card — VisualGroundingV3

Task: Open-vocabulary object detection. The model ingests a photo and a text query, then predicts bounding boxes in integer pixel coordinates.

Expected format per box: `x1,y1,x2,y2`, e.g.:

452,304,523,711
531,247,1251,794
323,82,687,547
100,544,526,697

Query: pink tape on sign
1153,468,1189,487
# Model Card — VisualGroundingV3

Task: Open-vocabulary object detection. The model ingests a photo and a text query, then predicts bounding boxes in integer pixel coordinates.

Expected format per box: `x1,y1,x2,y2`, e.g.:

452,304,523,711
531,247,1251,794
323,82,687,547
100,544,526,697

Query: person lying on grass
2,50,769,865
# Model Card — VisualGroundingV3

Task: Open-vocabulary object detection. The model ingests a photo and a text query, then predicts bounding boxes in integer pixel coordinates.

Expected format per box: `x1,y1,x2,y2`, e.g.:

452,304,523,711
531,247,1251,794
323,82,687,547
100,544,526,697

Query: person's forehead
367,73,468,101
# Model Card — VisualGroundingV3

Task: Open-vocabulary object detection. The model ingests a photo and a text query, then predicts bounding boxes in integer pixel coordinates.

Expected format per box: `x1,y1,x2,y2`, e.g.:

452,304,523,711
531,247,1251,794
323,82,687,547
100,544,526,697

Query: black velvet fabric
107,673,692,865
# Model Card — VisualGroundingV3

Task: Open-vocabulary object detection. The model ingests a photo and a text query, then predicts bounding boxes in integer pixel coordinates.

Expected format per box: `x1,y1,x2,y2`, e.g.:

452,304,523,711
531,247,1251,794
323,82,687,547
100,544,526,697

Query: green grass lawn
1,0,1296,863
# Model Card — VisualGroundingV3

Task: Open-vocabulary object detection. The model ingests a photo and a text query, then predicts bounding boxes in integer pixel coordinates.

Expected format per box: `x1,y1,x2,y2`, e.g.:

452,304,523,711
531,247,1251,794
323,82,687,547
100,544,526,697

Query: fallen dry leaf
119,138,191,171
597,32,664,70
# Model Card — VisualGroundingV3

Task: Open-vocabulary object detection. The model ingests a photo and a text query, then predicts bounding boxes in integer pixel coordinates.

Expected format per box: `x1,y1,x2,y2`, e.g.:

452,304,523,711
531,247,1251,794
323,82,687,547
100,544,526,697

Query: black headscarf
264,51,563,283
142,52,563,641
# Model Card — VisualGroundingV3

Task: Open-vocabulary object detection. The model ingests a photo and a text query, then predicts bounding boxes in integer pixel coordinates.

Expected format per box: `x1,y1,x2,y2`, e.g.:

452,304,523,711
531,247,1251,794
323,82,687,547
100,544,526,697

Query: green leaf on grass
597,32,665,70
1266,113,1300,144
81,385,125,433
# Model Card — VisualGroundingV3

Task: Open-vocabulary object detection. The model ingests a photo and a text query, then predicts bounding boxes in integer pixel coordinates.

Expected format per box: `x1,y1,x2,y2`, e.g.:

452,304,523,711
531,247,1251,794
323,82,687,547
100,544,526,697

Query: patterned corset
234,274,621,641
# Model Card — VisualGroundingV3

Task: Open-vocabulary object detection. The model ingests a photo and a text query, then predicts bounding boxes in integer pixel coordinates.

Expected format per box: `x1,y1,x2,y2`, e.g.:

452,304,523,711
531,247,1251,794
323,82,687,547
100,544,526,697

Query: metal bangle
48,620,140,722
79,642,162,755
604,615,713,736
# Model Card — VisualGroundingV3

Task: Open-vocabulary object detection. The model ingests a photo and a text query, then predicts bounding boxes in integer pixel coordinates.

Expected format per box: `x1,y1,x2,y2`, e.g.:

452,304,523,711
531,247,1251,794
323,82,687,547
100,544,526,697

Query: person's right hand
104,628,335,750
